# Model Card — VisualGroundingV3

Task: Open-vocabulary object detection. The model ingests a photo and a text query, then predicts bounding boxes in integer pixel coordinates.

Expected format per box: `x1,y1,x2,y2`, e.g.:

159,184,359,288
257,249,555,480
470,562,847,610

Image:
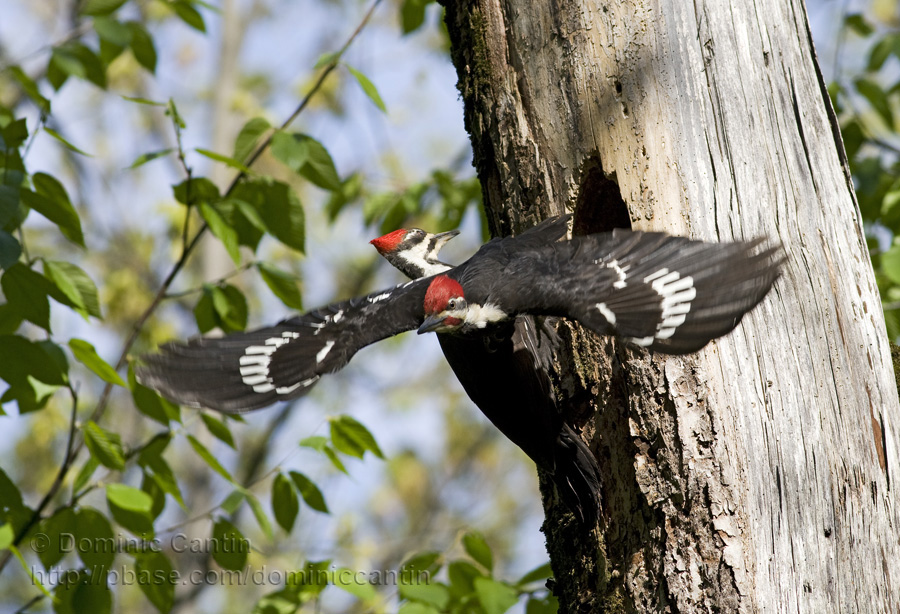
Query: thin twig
164,261,256,299
0,385,79,573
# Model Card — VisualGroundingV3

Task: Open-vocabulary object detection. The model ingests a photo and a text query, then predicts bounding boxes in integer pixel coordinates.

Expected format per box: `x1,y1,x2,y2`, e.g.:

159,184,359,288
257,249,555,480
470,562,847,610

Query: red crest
369,229,407,254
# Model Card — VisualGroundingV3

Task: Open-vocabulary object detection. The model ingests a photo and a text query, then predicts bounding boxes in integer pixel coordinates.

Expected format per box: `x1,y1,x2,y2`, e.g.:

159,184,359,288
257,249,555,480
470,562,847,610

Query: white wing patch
595,302,617,326
626,268,696,345
316,340,335,363
240,330,321,395
608,259,629,289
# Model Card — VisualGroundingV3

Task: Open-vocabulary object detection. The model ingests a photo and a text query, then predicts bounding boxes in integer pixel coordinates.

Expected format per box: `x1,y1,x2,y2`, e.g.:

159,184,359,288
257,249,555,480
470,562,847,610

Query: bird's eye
448,299,457,309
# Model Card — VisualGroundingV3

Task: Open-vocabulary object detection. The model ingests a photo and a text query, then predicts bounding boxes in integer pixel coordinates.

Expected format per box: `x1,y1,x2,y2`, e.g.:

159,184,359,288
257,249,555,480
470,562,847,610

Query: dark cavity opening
573,156,632,236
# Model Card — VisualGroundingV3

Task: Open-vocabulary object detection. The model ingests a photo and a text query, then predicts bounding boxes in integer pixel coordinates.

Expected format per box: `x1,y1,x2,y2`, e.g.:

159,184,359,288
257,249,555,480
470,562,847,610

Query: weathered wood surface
440,0,900,611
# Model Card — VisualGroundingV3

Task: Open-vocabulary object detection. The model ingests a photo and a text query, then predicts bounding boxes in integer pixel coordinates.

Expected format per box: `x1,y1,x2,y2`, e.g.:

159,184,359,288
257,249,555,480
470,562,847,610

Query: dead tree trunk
439,1,900,611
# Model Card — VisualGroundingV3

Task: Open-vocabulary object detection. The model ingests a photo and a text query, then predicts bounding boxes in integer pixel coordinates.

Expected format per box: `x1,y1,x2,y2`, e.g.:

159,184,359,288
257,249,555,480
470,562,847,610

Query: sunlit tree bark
440,1,900,611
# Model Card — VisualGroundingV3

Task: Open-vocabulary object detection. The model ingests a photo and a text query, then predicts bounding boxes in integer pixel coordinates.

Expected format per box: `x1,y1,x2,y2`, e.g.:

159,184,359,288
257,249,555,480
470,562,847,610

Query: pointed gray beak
417,314,446,335
433,229,460,249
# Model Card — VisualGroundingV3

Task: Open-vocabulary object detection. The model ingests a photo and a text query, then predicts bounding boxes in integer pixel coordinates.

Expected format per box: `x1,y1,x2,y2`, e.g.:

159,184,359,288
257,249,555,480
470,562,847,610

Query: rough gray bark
440,1,900,612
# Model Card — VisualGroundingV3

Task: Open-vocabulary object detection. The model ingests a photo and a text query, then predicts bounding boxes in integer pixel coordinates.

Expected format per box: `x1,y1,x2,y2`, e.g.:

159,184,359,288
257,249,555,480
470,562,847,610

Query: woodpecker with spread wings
371,217,604,523
139,218,782,456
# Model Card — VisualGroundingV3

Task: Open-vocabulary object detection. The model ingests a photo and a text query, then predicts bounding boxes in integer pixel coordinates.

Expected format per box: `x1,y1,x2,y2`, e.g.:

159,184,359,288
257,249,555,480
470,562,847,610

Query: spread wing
462,229,783,355
137,279,430,413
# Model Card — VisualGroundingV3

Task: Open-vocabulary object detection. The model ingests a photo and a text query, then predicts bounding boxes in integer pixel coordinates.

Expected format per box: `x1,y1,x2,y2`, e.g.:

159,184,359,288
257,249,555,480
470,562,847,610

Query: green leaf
210,519,249,570
53,569,112,614
399,580,450,609
233,117,271,164
0,336,67,394
135,550,176,613
462,530,493,572
330,415,385,460
172,176,219,206
0,232,21,269
107,483,153,513
74,507,115,568
8,66,50,113
82,0,127,16
195,148,252,174
36,507,76,569
142,471,166,519
253,181,305,253
400,0,431,34
299,435,348,474
43,128,90,156
855,78,894,128
314,51,340,69
868,36,894,72
270,131,310,173
127,21,157,72
21,172,84,246
171,0,206,32
298,135,342,191
289,471,329,513
398,604,440,614
93,16,131,46
43,260,102,318
883,243,900,285
525,594,559,614
244,491,273,540
220,489,246,515
122,95,167,107
333,567,378,601
1,263,50,331
323,446,348,474
516,561,553,586
129,148,173,169
325,173,363,221
211,284,248,332
199,202,241,265
346,65,387,112
201,413,235,448
83,420,125,470
69,338,125,386
844,13,874,37
0,523,12,550
272,473,299,532
271,133,341,191
400,551,443,578
474,578,519,614
72,456,100,494
193,286,217,333
187,434,235,483
447,560,483,596
258,263,303,309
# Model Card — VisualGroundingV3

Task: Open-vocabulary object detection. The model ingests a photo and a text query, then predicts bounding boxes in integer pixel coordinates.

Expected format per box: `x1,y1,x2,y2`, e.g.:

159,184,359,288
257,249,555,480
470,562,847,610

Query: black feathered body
379,217,604,522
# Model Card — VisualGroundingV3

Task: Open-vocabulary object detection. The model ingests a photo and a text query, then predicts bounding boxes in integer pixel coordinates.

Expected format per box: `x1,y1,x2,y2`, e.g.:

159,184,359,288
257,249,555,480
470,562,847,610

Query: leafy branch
0,0,384,578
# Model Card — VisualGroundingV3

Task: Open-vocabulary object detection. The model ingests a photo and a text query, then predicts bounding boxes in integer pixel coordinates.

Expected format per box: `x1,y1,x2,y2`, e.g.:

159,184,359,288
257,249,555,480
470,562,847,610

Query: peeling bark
439,0,900,611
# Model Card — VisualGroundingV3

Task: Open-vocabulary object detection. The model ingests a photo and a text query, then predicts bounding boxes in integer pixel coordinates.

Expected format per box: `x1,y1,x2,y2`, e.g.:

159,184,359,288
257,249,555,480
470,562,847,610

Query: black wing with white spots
137,279,429,413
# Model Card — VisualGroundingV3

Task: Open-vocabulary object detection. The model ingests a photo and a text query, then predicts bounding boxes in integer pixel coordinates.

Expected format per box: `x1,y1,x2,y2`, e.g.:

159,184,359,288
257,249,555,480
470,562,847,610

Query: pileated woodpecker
370,217,604,523
138,219,782,512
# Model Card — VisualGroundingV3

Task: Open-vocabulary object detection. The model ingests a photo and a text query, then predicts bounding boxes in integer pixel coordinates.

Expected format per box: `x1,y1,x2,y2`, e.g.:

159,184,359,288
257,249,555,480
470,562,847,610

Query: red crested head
369,229,408,254
423,275,464,315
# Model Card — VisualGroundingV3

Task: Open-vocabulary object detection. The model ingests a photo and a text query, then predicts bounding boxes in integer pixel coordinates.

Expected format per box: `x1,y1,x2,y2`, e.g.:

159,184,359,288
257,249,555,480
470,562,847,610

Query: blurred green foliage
0,1,547,613
831,9,900,339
